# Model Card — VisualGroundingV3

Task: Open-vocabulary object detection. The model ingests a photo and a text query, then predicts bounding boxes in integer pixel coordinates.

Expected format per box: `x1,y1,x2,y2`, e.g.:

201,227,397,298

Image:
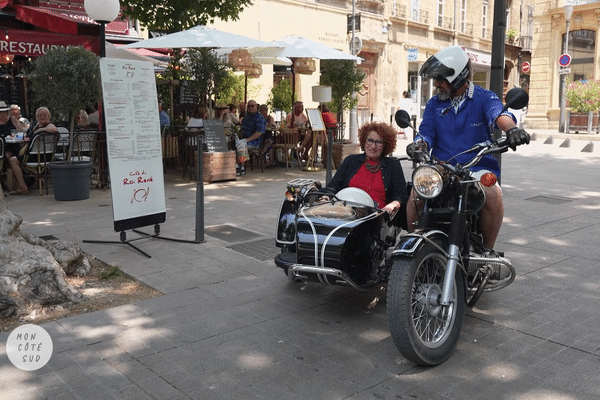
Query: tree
29,47,101,160
0,187,91,318
185,48,231,107
267,79,293,114
120,0,252,32
320,60,365,115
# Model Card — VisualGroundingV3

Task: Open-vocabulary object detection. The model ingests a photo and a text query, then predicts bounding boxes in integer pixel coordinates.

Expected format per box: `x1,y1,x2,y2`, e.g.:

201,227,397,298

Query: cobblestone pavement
1,132,599,400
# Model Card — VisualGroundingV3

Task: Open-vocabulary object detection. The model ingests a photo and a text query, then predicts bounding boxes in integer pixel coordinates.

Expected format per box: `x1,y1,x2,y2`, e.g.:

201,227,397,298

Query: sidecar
274,178,401,290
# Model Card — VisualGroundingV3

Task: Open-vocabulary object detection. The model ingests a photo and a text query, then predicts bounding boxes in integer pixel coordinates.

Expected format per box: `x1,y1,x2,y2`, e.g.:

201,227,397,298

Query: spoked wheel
387,242,466,366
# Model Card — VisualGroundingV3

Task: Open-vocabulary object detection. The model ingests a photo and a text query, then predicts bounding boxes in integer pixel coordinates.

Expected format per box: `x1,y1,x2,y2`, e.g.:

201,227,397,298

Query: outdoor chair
248,131,274,172
22,132,58,196
272,128,303,170
0,136,4,173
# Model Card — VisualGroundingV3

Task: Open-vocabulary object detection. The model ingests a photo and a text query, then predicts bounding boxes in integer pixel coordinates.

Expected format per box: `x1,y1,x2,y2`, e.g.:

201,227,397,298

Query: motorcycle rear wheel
387,242,466,366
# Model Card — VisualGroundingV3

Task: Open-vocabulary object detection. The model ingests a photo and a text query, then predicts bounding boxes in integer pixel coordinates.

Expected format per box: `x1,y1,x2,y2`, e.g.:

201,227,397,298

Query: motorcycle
274,87,529,366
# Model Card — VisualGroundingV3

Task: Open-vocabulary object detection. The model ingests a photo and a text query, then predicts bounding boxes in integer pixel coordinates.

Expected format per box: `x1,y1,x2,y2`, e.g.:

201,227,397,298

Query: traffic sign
559,67,571,75
559,53,571,67
521,61,530,74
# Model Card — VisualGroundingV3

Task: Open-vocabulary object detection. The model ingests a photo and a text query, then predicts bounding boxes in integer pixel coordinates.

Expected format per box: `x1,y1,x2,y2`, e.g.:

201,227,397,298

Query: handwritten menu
202,120,229,152
100,58,166,232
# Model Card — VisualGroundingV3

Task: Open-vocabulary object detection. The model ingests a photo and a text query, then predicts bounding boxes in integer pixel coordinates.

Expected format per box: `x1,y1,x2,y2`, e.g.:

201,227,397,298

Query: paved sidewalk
1,132,600,399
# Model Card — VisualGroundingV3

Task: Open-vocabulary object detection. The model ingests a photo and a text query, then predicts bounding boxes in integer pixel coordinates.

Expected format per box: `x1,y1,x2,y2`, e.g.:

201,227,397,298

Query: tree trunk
0,185,90,319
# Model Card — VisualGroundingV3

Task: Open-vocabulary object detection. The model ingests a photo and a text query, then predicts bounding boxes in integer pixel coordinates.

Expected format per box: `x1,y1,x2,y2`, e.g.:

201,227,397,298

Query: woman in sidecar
275,122,408,289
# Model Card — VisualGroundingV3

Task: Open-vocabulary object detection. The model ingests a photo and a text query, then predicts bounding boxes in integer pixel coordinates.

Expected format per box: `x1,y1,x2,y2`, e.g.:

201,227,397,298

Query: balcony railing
392,4,407,19
411,9,429,24
437,16,453,30
520,35,532,51
460,23,473,36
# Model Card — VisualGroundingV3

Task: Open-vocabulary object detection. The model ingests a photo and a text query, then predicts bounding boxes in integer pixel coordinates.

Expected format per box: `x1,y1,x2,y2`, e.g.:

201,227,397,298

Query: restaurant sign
0,29,99,57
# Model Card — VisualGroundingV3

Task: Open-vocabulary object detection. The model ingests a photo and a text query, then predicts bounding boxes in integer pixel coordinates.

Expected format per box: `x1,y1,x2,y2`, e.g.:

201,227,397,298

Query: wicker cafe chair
272,128,303,171
22,132,58,196
70,131,97,162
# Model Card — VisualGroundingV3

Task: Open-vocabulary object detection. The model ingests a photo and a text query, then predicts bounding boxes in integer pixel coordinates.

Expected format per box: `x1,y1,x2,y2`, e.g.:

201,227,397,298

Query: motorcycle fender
391,231,448,258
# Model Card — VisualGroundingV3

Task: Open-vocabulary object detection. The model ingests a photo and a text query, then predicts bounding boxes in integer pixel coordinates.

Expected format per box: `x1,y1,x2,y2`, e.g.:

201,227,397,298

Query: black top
0,118,16,138
324,153,408,206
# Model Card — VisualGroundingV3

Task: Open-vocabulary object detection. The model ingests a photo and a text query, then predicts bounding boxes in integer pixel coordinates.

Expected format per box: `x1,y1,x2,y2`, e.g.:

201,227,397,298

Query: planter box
567,111,600,134
194,151,237,183
332,143,361,169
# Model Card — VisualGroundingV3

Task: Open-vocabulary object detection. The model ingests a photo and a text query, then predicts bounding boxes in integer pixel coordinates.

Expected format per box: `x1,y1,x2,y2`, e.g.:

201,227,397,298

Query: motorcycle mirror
504,87,529,110
395,109,412,129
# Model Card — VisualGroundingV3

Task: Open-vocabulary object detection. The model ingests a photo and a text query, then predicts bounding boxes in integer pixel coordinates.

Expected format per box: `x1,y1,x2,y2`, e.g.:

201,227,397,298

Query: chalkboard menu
202,120,229,152
179,80,199,105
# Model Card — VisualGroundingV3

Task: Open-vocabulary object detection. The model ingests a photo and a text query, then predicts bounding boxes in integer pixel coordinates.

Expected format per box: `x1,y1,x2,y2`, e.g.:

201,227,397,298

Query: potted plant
565,79,600,133
29,47,101,200
506,28,520,44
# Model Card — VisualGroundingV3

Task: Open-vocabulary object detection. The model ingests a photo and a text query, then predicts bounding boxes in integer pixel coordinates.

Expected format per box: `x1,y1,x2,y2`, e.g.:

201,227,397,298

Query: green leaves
120,0,252,32
29,47,101,129
320,60,365,114
267,79,293,113
565,79,600,113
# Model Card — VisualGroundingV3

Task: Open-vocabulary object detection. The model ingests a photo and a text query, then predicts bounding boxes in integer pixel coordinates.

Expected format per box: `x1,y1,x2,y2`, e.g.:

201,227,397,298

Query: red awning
0,28,100,57
14,5,129,36
15,5,87,35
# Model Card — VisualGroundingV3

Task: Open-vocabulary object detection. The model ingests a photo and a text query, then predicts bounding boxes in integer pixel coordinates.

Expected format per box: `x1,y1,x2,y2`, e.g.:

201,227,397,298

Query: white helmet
419,45,471,90
336,187,376,208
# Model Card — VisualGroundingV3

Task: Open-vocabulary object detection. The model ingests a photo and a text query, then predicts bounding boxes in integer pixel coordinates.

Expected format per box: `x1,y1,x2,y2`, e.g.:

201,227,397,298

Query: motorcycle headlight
412,165,444,199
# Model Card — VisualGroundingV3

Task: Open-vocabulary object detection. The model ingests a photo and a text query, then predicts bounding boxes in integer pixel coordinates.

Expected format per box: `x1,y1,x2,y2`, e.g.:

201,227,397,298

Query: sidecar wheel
387,243,466,366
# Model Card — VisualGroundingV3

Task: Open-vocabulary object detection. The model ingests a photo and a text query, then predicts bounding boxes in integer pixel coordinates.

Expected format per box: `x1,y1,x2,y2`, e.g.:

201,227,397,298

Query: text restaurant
0,0,139,119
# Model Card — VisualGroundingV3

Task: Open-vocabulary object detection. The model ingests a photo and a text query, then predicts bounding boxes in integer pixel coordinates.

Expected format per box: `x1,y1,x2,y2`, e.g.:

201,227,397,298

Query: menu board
100,58,166,232
202,120,228,152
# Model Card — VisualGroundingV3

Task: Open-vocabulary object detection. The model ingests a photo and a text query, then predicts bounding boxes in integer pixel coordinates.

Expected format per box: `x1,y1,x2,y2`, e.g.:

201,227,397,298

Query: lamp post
559,4,574,133
84,0,120,58
84,0,120,188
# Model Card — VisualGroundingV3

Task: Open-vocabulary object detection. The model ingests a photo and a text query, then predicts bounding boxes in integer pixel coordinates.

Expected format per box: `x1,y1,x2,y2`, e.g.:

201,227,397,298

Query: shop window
563,29,595,81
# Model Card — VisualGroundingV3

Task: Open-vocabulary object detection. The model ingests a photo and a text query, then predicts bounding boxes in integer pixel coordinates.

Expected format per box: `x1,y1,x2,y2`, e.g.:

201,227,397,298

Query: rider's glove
506,127,530,151
406,140,428,159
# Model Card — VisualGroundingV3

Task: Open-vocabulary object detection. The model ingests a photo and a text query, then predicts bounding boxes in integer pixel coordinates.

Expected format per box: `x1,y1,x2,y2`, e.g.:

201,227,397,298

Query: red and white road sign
521,61,531,74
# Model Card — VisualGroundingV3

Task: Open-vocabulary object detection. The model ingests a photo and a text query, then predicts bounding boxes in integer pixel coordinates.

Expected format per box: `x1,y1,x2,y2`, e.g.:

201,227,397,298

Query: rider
406,45,530,249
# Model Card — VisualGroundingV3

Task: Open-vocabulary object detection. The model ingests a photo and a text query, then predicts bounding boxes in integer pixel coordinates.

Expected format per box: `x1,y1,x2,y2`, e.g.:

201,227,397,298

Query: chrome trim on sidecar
288,264,372,291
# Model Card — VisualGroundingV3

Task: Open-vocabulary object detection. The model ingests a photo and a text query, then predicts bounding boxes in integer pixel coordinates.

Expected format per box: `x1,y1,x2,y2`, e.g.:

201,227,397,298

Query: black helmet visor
419,56,455,81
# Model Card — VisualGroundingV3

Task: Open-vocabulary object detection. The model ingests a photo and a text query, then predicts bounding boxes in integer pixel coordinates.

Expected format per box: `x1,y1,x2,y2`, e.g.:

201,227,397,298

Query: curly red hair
358,122,397,156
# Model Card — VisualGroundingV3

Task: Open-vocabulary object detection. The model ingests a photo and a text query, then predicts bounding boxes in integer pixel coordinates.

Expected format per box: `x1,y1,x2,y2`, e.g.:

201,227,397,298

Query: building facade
210,0,531,130
527,0,599,130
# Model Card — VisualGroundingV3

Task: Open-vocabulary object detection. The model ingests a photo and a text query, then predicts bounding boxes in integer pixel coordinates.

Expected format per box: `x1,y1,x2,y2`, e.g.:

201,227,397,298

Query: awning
0,28,99,57
14,5,129,36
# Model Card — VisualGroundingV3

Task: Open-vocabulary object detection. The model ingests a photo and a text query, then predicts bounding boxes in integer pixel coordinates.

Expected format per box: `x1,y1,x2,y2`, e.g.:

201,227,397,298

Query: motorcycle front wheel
387,242,466,366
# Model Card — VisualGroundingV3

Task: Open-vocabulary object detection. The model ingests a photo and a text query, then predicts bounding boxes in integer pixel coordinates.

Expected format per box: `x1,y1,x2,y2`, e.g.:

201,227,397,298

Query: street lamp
84,0,121,58
559,4,574,133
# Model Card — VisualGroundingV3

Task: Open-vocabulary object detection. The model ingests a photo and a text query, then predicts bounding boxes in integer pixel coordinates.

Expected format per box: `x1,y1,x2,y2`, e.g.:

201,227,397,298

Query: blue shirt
159,110,170,129
418,83,514,177
241,111,266,148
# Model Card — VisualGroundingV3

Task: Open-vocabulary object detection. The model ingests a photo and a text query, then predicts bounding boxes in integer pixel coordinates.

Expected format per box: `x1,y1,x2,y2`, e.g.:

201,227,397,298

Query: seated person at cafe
159,101,170,132
8,106,58,195
10,104,30,129
319,104,337,130
259,104,276,128
86,106,99,128
75,110,90,129
0,101,29,161
187,104,208,129
240,100,266,151
286,100,308,128
228,103,240,126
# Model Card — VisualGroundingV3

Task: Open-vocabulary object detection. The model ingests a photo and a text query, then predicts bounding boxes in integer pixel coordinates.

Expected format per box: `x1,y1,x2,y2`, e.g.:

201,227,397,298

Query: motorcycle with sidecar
274,87,529,365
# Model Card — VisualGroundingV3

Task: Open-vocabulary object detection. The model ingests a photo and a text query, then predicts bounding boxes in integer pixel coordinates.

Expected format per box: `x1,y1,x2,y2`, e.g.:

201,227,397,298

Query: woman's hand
382,201,401,214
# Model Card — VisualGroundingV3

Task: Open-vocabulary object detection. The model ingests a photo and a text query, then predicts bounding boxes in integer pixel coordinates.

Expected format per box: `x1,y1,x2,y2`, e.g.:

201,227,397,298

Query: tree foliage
320,60,365,115
29,47,101,160
119,0,252,32
184,48,231,106
267,79,293,114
